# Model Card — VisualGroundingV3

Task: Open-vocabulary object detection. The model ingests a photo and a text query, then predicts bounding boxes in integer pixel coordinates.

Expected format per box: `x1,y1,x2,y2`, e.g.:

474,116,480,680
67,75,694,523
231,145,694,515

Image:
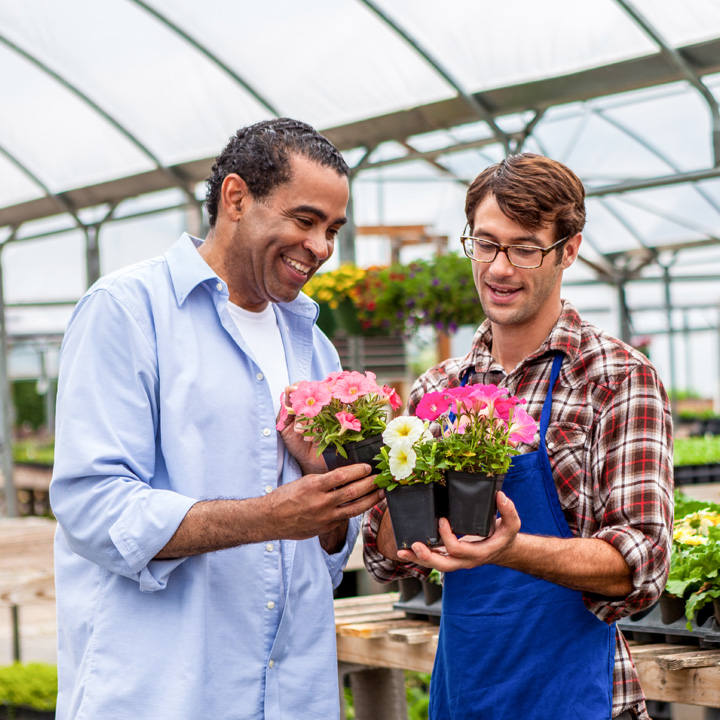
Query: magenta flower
290,381,332,418
336,411,361,433
415,391,452,421
506,407,538,444
332,371,371,403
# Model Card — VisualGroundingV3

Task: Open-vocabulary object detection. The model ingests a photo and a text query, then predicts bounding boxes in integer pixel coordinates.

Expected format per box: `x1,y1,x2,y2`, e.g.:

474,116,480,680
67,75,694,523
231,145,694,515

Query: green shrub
12,440,54,467
674,436,720,467
11,381,47,431
0,663,57,711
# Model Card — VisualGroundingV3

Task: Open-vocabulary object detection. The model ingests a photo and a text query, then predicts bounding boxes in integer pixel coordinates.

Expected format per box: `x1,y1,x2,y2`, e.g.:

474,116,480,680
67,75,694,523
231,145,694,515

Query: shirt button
262,428,271,437
215,282,223,291
266,543,274,552
256,372,264,381
267,601,275,610
547,442,554,449
265,486,273,494
268,660,274,669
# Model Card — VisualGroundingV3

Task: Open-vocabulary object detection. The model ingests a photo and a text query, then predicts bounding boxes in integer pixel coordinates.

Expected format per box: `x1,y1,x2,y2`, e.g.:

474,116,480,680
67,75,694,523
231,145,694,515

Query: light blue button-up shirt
50,234,358,720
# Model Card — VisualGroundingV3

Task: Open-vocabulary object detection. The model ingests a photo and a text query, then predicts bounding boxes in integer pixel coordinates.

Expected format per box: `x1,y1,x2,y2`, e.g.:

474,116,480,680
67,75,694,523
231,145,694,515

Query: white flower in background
382,415,425,448
388,438,417,480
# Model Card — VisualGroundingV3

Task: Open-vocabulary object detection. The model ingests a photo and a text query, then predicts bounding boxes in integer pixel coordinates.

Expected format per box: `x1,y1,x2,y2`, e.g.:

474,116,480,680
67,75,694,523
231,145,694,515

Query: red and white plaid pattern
362,301,673,720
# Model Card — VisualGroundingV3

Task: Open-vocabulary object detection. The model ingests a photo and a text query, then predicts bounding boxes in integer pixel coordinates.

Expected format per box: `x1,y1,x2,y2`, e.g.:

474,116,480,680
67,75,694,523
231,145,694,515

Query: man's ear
561,233,582,270
219,174,250,222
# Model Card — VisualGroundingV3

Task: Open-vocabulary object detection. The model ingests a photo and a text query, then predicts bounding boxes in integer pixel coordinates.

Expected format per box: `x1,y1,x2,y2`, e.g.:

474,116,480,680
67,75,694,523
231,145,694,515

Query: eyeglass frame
459,228,571,269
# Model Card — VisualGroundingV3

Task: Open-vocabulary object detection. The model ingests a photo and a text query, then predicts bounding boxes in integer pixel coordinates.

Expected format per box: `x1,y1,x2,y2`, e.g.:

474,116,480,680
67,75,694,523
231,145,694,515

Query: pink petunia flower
275,390,295,431
382,385,402,411
332,371,371,403
415,391,452,421
506,407,538,444
290,381,332,418
336,411,361,433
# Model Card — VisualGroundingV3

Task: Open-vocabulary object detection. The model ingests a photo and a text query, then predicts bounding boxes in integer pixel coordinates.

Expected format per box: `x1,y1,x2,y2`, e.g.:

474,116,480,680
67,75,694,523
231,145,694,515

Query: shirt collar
164,232,319,320
461,299,583,374
165,233,218,306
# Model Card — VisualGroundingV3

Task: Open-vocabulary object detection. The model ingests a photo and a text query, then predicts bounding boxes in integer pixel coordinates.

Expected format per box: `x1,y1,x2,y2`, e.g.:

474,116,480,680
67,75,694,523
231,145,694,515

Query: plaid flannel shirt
362,301,673,720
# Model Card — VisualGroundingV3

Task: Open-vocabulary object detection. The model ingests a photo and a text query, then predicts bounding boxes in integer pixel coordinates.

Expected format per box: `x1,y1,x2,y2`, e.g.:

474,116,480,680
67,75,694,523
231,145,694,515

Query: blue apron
430,353,616,720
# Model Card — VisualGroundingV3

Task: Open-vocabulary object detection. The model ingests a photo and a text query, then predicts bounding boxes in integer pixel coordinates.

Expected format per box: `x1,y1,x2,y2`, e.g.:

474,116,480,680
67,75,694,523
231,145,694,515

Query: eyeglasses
460,233,569,269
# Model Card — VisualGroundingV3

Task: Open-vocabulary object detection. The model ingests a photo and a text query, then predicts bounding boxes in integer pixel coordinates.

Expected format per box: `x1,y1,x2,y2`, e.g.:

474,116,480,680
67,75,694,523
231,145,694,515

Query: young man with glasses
363,154,673,720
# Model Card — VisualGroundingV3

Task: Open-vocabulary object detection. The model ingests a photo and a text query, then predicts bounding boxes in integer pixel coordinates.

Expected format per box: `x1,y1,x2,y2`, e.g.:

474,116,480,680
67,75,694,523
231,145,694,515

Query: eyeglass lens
464,237,543,268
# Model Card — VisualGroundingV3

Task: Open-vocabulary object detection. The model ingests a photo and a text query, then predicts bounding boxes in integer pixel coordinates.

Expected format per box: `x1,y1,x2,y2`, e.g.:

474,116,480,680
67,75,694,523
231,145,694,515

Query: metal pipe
0,243,18,516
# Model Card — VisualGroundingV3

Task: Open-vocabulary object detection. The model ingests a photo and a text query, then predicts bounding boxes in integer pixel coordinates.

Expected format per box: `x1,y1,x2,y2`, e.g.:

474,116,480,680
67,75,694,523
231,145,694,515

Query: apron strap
538,353,564,448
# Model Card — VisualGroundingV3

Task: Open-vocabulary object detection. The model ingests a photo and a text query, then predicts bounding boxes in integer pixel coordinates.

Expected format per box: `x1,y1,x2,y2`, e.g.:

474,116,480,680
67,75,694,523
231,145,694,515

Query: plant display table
335,593,720,714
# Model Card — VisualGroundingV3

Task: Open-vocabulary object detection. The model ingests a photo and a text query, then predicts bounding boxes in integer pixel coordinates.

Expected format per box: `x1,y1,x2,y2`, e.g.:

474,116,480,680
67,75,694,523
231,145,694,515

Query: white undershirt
226,302,289,480
226,302,289,418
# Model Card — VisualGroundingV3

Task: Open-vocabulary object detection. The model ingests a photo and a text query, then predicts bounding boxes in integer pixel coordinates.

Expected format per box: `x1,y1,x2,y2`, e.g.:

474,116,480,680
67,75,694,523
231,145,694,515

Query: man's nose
488,247,515,274
304,230,332,261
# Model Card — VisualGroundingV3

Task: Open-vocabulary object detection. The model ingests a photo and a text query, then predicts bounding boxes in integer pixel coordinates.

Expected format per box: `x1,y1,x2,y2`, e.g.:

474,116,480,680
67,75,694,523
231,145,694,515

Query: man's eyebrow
292,205,347,226
473,227,542,245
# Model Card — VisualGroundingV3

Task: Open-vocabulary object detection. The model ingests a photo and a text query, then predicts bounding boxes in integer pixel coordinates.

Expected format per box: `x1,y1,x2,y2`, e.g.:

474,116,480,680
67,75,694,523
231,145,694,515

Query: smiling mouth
283,255,313,277
487,283,521,297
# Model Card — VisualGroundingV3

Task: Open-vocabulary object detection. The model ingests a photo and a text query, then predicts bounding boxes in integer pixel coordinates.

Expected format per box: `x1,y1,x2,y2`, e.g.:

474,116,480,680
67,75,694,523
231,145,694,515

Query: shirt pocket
545,421,589,512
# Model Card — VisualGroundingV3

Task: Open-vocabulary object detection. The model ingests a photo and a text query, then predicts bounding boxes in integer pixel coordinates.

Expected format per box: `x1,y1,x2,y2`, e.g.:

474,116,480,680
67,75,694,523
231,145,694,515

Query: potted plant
423,568,443,606
302,264,368,337
415,384,538,537
668,506,720,629
373,415,448,549
277,370,401,472
0,662,57,719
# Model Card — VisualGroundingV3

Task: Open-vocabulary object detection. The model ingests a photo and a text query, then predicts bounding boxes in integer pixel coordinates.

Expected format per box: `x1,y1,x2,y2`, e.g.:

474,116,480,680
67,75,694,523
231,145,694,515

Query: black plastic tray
393,590,441,623
618,602,720,648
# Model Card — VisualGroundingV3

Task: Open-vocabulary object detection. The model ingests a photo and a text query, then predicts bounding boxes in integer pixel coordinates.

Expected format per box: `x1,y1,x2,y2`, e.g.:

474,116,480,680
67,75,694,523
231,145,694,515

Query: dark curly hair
205,118,349,227
465,153,586,255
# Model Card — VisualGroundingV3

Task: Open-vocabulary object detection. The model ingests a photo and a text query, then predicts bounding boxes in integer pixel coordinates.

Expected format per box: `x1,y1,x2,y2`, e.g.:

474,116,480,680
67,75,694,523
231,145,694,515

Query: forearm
499,533,633,598
156,496,278,558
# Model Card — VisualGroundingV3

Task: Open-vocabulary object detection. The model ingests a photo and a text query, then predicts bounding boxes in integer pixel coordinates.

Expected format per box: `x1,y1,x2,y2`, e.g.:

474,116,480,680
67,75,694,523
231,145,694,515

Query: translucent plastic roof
2,0,720,395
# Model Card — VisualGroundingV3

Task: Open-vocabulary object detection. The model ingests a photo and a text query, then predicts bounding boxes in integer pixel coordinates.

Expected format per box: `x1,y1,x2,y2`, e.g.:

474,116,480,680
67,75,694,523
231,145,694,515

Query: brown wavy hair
465,153,586,243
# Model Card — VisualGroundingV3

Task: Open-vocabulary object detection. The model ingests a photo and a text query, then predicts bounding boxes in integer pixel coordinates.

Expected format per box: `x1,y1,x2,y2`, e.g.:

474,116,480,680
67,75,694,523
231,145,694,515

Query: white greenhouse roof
1,0,720,398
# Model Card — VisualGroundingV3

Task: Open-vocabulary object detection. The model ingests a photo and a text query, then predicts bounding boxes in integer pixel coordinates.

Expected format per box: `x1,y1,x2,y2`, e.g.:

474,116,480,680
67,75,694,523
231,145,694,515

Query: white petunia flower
388,438,417,480
382,415,425,448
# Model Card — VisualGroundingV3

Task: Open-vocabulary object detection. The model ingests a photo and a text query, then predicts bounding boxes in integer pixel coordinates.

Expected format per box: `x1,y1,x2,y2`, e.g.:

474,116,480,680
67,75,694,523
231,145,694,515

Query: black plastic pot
322,434,384,474
447,471,505,537
398,576,422,602
422,578,443,605
386,482,445,550
659,591,686,625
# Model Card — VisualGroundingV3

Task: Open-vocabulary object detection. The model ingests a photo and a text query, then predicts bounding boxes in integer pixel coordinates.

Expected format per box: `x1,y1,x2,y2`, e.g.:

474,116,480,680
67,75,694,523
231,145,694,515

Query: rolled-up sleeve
50,289,197,591
583,363,674,622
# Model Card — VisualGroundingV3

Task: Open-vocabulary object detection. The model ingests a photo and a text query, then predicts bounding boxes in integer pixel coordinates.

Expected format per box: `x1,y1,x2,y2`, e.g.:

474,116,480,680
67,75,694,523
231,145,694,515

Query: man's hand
157,463,383,559
397,491,521,572
395,491,633,597
276,385,328,474
266,463,382,541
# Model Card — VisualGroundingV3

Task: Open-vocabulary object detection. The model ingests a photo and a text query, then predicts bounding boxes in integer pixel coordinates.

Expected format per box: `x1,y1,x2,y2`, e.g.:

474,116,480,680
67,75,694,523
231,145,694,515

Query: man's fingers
319,463,372,488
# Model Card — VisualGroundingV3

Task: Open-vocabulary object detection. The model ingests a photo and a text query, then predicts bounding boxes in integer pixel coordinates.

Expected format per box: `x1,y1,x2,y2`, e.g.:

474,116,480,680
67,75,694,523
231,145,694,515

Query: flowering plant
667,496,720,628
373,415,448,490
415,384,538,476
276,370,401,457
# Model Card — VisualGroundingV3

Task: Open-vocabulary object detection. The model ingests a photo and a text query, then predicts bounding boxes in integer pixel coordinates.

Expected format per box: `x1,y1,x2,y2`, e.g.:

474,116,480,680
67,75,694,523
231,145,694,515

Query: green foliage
11,381,46,431
405,672,431,720
669,493,720,629
674,489,720,520
678,408,719,421
438,417,519,475
373,439,448,490
427,569,442,586
674,436,720,466
12,439,55,467
0,663,57,712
